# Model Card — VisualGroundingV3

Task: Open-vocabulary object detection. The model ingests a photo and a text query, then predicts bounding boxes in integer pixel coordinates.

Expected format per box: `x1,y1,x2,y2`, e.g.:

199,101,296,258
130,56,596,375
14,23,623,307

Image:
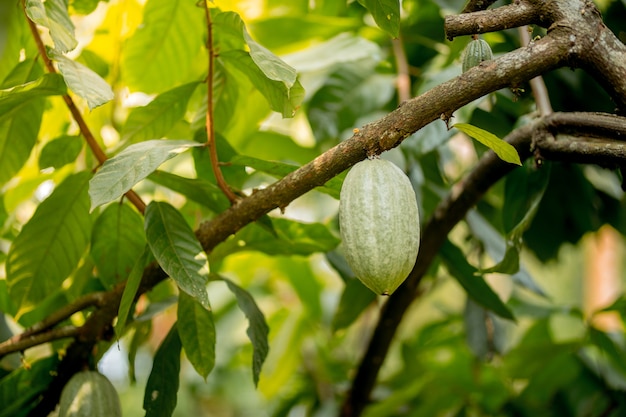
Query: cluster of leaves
0,0,626,416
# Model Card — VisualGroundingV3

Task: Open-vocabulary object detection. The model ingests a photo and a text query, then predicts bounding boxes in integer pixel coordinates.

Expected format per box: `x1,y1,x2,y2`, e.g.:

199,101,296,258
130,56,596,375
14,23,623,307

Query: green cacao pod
58,371,122,417
462,38,493,73
339,157,420,295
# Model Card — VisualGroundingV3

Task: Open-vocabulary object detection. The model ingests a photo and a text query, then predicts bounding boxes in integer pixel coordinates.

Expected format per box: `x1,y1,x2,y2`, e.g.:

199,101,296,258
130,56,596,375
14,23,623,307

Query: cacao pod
462,38,493,73
58,371,122,417
339,157,420,295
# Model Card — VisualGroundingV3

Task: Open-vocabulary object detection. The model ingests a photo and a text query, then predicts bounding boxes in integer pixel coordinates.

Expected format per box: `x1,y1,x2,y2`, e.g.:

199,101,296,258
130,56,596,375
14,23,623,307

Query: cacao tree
1,0,626,416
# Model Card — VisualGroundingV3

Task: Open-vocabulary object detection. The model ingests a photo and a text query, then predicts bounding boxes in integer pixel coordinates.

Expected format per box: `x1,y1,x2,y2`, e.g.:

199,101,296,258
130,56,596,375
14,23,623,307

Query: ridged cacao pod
462,38,493,72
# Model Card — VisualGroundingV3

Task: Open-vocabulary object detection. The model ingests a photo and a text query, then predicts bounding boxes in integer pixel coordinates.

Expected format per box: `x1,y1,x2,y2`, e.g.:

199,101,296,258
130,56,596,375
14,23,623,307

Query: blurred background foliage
1,0,626,416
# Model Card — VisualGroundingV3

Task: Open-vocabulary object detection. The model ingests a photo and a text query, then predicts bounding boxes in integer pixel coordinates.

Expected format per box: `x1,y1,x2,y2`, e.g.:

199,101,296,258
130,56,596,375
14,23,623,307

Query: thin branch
0,326,80,357
519,26,553,116
0,292,106,355
446,1,541,40
392,37,411,104
22,1,147,215
204,3,239,204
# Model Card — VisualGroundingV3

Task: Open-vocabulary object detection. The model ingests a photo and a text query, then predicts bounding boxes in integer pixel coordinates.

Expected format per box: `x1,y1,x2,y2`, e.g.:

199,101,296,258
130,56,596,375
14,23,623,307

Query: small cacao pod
58,371,122,417
462,38,493,73
339,157,420,295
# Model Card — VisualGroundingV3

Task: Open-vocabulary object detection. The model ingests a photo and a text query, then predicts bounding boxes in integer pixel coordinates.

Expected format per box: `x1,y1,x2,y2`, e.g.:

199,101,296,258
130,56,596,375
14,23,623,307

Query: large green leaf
177,291,215,380
0,73,65,118
48,48,113,110
122,0,205,93
439,239,515,321
143,323,182,417
0,61,45,185
89,139,203,210
90,202,146,288
38,135,83,170
115,247,152,338
221,50,305,118
25,0,77,53
6,172,92,316
453,123,522,166
0,355,60,417
229,155,343,199
332,278,377,331
121,82,200,143
357,0,400,38
144,201,210,307
210,218,340,261
147,170,230,213
221,277,269,387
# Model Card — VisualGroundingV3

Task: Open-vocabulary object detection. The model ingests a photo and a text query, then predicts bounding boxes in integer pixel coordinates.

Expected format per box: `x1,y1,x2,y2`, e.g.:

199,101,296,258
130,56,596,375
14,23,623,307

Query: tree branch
462,0,499,14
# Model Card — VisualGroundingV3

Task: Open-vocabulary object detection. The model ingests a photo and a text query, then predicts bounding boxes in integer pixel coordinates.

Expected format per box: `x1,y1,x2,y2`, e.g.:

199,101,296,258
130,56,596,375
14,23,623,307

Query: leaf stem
204,3,239,204
22,0,146,214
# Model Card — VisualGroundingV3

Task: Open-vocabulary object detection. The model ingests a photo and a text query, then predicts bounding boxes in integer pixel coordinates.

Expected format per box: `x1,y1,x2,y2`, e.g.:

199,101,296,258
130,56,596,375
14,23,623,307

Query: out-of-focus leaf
147,170,230,213
0,355,59,417
229,155,343,199
115,246,152,338
122,82,200,143
589,327,626,375
503,162,551,234
70,0,102,15
453,123,521,166
128,320,152,384
122,0,204,93
48,48,113,109
0,73,65,118
440,240,515,321
357,0,400,38
177,291,215,380
6,173,92,316
221,276,270,386
26,0,77,53
210,218,340,260
143,323,182,417
38,135,83,169
466,211,546,297
91,203,145,288
144,201,210,307
332,278,377,331
89,139,203,210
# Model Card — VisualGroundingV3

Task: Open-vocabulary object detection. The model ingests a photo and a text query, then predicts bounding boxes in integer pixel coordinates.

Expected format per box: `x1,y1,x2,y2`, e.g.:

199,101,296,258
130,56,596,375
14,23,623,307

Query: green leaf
332,278,377,331
439,239,515,321
222,277,270,386
177,291,215,380
357,0,400,38
144,201,210,307
121,82,200,143
453,123,522,166
147,170,230,213
122,0,205,93
503,162,551,234
229,155,343,198
0,355,60,417
89,139,203,210
0,73,66,118
6,172,92,316
48,48,113,110
91,202,146,288
244,28,297,88
143,323,182,417
221,50,305,118
210,218,340,261
25,0,77,53
38,135,83,170
115,247,152,338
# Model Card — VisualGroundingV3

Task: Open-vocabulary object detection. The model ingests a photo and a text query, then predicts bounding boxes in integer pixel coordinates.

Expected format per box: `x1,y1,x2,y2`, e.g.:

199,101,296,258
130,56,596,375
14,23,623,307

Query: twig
519,26,553,116
0,326,80,357
203,3,239,204
0,292,106,355
392,37,411,104
22,1,147,214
